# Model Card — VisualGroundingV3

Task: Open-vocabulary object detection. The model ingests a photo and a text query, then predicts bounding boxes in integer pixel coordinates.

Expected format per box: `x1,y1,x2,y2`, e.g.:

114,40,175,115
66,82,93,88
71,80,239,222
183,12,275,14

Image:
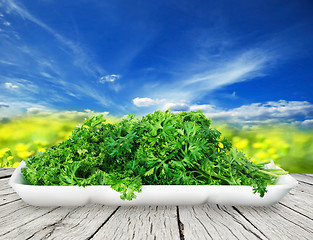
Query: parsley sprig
21,110,287,200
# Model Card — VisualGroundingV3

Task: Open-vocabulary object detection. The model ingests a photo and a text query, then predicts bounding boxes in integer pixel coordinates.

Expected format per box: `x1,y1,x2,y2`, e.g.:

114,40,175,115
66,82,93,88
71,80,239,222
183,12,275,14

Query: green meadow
1,112,312,173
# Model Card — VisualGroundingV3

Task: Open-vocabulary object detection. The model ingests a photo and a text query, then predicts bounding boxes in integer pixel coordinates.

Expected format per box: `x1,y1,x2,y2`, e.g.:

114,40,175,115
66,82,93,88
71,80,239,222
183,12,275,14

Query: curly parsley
21,110,287,200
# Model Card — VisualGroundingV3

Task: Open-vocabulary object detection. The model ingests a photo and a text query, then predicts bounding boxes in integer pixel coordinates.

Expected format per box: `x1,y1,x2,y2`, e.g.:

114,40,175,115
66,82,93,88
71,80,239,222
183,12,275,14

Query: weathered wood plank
89,206,180,240
179,204,267,240
0,186,15,196
278,184,313,220
0,176,21,206
1,204,119,240
0,198,28,216
0,200,58,238
0,207,74,240
0,178,12,191
0,192,21,206
290,181,313,198
0,168,14,172
0,172,312,240
292,174,313,185
0,168,14,178
0,177,15,192
234,204,313,239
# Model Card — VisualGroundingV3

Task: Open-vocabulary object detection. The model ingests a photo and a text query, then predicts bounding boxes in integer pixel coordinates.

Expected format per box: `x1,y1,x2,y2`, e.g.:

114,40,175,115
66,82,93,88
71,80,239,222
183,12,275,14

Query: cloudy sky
1,0,313,125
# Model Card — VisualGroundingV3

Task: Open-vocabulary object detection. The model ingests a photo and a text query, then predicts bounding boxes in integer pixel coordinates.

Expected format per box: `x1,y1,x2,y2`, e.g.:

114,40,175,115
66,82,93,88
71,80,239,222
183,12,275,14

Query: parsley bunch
21,110,287,200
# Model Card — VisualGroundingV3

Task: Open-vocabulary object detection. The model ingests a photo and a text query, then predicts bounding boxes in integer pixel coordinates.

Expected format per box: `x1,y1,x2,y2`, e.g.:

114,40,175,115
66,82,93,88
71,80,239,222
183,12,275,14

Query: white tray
9,161,298,207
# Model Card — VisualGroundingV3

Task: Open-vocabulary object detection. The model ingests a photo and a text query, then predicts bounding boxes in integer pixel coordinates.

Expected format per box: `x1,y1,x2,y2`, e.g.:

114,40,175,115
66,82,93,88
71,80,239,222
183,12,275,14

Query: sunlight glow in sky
1,0,313,125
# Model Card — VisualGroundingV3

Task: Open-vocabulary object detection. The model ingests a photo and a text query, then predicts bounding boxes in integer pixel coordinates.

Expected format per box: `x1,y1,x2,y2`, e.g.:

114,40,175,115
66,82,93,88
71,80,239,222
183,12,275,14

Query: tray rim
8,161,298,206
10,161,298,189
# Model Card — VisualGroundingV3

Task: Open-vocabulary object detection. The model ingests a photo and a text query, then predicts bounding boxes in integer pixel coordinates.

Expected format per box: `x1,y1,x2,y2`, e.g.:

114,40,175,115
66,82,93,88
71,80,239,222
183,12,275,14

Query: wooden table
1,168,312,240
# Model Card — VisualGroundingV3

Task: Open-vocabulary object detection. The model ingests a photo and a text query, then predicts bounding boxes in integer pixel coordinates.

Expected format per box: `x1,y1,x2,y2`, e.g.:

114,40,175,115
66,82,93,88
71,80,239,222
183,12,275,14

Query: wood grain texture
234,204,313,239
0,178,13,191
1,169,313,240
1,204,119,240
179,204,267,240
0,168,15,179
0,192,21,207
291,174,313,185
278,182,313,220
0,174,21,206
89,206,180,240
0,200,58,238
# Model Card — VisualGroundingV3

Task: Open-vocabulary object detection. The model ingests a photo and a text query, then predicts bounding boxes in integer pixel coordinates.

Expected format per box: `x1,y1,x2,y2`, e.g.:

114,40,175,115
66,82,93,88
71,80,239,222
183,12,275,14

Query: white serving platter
9,161,298,207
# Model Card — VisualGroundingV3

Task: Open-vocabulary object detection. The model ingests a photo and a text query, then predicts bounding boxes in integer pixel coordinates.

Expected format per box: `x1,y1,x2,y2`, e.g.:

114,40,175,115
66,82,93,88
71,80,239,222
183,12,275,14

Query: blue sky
1,0,313,126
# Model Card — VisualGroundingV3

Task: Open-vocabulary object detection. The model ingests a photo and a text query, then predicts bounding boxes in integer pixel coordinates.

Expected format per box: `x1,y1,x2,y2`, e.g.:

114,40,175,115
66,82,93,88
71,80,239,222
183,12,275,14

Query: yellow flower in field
272,154,280,160
17,151,33,159
37,147,46,152
15,143,29,152
255,151,268,160
232,137,249,150
13,162,20,168
252,142,265,149
268,148,276,154
0,148,11,157
3,148,11,153
7,156,14,161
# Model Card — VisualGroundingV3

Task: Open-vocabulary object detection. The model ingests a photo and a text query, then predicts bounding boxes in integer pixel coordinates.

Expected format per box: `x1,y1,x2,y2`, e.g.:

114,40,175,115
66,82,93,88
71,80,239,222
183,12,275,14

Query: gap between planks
0,168,15,178
292,174,313,185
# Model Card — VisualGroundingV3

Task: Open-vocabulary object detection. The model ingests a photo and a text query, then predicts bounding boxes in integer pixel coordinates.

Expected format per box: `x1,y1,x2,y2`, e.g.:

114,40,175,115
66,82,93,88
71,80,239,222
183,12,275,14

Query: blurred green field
1,112,312,173
213,123,313,173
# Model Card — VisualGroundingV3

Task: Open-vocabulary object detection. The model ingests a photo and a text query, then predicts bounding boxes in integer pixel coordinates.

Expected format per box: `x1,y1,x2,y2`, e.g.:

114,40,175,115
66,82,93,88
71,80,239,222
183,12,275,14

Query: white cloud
133,97,158,107
40,72,53,78
4,82,19,89
2,78,39,94
26,107,52,115
0,101,113,121
99,74,123,93
162,102,190,112
0,59,16,65
138,48,272,107
26,107,108,117
179,50,269,101
0,100,50,120
300,119,313,128
99,74,120,83
192,100,313,124
3,20,10,26
184,50,267,89
0,102,9,108
190,104,217,112
0,98,113,120
0,77,74,109
132,97,190,113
